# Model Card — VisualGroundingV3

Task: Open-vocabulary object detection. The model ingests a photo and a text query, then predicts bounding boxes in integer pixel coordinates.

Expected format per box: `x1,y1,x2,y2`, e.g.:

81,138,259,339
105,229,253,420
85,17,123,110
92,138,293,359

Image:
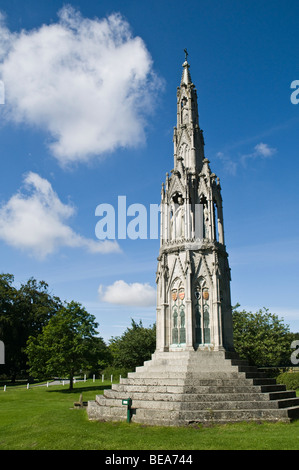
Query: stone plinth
87,351,299,426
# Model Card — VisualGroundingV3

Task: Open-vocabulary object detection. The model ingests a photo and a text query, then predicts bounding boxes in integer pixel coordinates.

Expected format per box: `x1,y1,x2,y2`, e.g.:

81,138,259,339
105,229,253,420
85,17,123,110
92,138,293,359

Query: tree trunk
69,372,74,390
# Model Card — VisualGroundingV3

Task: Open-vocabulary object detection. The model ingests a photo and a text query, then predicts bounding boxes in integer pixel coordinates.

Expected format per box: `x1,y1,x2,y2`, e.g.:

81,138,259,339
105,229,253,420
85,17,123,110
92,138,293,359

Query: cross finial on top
184,48,188,62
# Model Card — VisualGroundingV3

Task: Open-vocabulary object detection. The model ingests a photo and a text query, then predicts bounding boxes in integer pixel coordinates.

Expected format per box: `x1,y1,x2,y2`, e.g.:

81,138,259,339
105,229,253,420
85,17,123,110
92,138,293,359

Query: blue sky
0,0,298,342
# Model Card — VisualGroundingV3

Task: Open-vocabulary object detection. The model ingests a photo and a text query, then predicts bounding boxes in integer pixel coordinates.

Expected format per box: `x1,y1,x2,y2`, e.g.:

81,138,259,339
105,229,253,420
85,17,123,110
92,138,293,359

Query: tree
232,305,295,367
109,319,156,371
0,274,18,378
16,277,62,335
0,274,62,381
26,301,106,389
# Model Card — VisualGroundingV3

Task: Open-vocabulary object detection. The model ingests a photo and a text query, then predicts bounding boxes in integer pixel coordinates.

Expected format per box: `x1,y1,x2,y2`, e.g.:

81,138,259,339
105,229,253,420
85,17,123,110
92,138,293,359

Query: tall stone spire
88,54,299,427
156,54,234,352
181,58,192,85
173,53,205,175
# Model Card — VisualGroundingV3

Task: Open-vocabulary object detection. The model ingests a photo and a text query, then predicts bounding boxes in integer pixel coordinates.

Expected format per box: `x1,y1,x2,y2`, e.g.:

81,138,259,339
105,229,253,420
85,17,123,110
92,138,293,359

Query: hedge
276,371,299,390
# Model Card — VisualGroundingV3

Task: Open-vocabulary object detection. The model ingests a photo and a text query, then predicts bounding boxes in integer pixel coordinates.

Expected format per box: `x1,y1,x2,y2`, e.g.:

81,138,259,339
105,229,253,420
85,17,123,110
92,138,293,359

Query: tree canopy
108,319,156,371
0,274,62,380
232,305,295,367
26,301,107,389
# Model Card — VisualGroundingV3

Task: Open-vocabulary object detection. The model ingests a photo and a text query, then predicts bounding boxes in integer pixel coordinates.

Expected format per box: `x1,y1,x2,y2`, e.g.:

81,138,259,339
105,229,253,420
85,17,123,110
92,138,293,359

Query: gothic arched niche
170,192,185,239
179,142,190,168
194,277,211,345
212,195,224,244
197,194,209,239
170,278,186,346
181,96,188,124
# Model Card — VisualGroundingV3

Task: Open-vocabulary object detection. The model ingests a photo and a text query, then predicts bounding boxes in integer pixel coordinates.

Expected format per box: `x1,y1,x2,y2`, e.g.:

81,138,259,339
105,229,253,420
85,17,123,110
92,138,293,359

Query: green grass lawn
1,380,299,450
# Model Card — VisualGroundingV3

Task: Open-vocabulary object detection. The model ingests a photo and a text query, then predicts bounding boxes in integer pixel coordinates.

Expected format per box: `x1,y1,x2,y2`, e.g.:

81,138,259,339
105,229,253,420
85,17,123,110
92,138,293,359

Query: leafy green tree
0,274,62,381
26,301,107,389
17,277,62,335
232,305,295,367
85,335,112,374
109,319,156,371
0,274,18,378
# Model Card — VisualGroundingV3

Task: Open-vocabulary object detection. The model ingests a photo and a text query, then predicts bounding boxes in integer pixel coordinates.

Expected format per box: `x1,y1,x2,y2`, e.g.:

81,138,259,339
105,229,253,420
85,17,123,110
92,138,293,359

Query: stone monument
88,54,299,425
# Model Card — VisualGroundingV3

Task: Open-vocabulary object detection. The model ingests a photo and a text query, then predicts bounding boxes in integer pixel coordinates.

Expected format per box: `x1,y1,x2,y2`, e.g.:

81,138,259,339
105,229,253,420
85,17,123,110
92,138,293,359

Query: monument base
87,350,299,426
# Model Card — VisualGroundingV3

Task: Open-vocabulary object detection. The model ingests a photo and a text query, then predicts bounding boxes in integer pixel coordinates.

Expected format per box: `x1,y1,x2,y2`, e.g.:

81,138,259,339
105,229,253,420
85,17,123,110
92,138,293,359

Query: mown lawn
0,380,299,450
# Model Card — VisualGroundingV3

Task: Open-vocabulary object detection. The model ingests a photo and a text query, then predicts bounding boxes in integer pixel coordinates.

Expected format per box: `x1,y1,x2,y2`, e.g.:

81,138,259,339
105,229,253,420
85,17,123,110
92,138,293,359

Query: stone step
134,356,246,372
165,351,242,360
269,390,296,400
132,364,269,378
134,365,190,373
285,406,299,420
96,394,299,411
119,377,278,389
140,358,249,369
252,378,276,385
116,377,280,393
137,374,275,385
121,371,245,384
275,398,299,409
132,364,270,380
237,365,259,372
244,371,269,379
230,359,250,366
103,390,271,402
87,400,127,422
128,369,263,380
131,407,294,423
224,351,243,360
104,389,299,405
129,369,246,377
152,351,232,358
128,368,242,379
112,382,281,394
122,376,248,386
89,401,299,425
260,384,287,393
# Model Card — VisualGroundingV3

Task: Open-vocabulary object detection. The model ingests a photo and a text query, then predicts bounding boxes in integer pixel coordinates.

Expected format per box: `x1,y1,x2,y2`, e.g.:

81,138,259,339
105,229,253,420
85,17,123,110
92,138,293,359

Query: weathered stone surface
87,351,299,425
87,58,299,428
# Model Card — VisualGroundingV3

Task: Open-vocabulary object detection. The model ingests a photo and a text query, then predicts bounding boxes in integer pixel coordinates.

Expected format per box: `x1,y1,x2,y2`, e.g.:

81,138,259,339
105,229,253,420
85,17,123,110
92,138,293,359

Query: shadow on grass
47,384,112,394
0,380,29,387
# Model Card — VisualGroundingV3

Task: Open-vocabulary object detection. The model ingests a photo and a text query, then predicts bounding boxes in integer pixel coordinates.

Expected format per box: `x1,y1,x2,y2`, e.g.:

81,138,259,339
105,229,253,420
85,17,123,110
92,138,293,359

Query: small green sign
122,398,132,406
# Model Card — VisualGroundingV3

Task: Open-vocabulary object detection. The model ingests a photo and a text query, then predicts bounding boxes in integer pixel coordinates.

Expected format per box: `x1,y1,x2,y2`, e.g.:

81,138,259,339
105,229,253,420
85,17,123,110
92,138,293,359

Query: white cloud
241,142,276,166
253,142,276,158
217,142,277,174
0,172,121,258
99,280,156,307
0,6,161,166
